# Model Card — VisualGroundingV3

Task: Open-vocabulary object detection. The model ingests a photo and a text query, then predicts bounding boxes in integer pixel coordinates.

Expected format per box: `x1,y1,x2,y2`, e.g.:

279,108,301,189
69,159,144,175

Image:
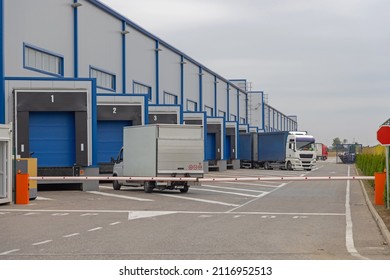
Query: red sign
377,126,390,145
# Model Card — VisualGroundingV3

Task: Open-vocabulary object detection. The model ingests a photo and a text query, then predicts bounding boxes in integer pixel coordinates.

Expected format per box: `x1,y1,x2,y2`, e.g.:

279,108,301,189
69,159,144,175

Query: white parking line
192,186,261,197
0,249,20,255
215,181,281,188
200,184,266,193
36,196,53,201
88,227,103,232
24,212,40,216
63,233,80,238
109,221,121,226
345,166,367,260
157,193,239,207
80,213,99,217
88,191,154,202
32,240,52,246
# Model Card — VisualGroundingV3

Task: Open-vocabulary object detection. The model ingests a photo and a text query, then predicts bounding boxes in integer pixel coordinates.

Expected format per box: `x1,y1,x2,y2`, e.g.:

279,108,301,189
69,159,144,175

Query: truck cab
286,132,316,170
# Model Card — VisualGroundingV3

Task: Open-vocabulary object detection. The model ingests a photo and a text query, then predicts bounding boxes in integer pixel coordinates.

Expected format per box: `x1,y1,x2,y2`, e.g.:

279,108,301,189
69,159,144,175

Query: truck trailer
112,124,204,193
257,131,316,171
239,132,258,168
315,143,328,160
240,131,316,170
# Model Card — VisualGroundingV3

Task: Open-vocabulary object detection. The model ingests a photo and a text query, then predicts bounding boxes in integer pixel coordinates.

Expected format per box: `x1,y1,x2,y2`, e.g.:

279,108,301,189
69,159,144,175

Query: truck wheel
287,161,293,170
144,181,155,193
113,176,121,190
180,185,189,193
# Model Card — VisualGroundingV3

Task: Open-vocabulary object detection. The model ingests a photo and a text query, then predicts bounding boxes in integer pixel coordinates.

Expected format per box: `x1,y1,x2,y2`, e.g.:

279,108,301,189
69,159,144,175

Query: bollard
16,173,29,204
374,172,386,206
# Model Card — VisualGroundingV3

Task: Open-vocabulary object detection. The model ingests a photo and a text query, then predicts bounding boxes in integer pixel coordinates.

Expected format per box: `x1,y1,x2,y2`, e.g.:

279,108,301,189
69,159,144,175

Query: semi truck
240,131,316,170
112,124,204,193
315,143,328,160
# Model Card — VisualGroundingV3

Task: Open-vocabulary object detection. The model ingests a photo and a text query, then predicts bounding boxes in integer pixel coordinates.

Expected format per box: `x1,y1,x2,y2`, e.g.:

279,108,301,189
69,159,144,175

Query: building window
186,100,197,112
164,92,178,104
133,82,152,100
90,67,116,92
24,43,64,77
205,106,213,117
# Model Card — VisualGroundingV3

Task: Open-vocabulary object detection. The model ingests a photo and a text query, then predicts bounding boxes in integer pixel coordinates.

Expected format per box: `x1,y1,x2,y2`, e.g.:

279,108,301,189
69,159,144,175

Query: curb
356,167,390,245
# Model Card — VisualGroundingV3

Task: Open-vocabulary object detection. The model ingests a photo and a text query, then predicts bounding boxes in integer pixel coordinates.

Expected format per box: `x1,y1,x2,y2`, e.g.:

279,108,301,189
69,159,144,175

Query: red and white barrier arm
29,176,199,182
28,176,374,182
199,176,374,182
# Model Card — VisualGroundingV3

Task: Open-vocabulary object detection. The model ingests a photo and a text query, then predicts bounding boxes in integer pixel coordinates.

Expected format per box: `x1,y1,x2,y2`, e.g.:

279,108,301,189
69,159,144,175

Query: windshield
296,137,315,151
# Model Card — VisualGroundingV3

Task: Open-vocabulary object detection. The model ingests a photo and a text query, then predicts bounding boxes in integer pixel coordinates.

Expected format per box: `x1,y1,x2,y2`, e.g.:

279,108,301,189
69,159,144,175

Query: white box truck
112,124,204,193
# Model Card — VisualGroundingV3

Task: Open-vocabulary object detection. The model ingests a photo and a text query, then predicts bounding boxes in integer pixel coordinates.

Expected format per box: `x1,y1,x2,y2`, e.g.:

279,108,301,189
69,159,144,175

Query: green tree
332,137,341,147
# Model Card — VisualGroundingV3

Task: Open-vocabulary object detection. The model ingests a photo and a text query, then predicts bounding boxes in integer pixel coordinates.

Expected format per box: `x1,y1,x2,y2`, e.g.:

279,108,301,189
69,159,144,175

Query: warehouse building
0,0,297,193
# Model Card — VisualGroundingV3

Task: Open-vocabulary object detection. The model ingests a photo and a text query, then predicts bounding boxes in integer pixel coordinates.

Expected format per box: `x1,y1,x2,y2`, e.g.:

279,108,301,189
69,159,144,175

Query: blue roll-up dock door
97,120,132,163
224,135,232,160
206,133,216,160
29,112,76,167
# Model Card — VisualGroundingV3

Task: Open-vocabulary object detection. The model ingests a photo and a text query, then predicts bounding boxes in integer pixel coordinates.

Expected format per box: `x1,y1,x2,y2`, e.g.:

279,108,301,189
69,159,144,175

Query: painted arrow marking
128,211,177,221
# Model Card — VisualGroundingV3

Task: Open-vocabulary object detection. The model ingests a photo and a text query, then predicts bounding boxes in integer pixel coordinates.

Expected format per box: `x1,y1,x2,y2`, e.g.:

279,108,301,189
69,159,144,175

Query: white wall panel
216,78,227,118
126,27,156,102
248,92,263,130
264,104,270,131
183,60,200,107
78,0,122,93
159,46,181,104
4,0,73,77
239,90,247,124
202,71,214,112
229,87,238,121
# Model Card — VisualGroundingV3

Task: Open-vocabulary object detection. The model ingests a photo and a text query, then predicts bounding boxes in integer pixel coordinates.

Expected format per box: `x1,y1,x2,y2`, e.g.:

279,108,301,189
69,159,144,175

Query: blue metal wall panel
97,120,132,163
29,112,75,167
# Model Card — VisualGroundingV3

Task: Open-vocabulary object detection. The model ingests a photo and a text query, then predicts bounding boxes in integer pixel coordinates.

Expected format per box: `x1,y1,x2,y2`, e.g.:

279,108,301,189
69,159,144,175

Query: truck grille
300,154,313,159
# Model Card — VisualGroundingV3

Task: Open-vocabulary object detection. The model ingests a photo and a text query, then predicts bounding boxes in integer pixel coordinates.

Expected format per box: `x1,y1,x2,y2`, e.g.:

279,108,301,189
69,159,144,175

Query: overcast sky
100,0,390,147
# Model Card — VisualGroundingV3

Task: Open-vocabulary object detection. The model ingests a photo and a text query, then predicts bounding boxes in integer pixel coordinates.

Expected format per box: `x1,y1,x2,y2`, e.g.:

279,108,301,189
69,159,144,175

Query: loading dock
206,117,226,171
225,121,239,169
14,90,88,171
0,124,12,204
12,88,97,191
97,95,147,174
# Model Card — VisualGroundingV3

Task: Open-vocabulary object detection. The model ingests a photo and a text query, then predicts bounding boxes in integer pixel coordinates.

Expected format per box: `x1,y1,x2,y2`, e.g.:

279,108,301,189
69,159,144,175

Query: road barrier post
15,173,29,204
374,172,386,205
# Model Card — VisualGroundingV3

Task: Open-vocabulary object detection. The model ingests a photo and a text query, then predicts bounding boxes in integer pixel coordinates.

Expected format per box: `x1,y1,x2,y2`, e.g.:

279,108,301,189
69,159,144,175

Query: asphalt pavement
0,160,389,260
